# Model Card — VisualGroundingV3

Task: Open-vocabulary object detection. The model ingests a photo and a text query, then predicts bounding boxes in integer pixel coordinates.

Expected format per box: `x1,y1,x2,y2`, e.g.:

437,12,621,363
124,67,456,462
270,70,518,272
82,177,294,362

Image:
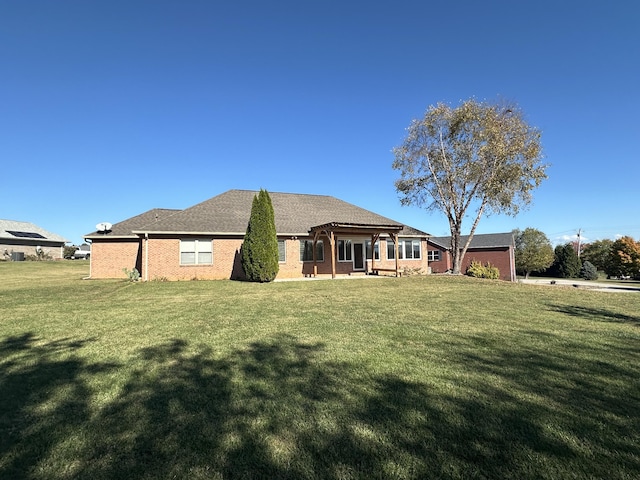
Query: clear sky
2,1,638,247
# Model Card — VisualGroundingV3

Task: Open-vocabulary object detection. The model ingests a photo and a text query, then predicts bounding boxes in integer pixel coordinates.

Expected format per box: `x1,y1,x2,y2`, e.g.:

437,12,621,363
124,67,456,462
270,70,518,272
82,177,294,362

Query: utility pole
576,229,582,257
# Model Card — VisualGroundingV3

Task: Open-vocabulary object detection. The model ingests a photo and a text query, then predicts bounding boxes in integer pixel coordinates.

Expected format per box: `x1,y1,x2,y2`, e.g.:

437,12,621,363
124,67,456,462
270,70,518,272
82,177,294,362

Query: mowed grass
1,261,639,479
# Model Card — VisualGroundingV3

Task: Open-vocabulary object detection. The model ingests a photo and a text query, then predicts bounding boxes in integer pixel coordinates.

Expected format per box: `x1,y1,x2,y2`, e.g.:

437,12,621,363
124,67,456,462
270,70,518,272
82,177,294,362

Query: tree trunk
450,232,462,274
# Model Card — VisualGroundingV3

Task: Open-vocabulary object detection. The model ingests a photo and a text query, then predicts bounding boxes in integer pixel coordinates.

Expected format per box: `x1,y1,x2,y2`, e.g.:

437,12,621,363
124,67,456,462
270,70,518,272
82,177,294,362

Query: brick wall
90,238,141,278
426,246,450,274
144,237,244,281
89,235,431,281
89,234,516,281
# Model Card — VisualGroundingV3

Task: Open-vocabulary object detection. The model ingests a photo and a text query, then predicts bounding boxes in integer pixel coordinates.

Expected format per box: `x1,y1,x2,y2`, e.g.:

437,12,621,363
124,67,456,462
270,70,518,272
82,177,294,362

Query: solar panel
6,230,46,239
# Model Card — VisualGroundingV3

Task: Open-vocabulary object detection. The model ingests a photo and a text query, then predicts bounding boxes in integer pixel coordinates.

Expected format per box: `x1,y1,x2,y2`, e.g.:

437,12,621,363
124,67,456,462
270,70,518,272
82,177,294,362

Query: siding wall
1,242,65,260
462,247,514,282
426,242,515,281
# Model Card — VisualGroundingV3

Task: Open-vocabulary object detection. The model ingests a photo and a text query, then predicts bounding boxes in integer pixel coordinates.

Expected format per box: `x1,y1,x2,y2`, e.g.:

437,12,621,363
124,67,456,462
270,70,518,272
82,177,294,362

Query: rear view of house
85,190,431,281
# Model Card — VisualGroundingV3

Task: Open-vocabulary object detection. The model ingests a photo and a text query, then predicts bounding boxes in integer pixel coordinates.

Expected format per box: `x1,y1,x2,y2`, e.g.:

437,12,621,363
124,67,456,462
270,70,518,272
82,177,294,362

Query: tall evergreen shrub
580,261,599,281
550,243,581,278
241,189,279,282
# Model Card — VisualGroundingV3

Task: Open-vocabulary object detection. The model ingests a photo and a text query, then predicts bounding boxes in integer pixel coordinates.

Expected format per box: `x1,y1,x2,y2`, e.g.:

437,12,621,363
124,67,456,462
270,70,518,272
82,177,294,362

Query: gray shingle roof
429,232,514,250
85,208,180,238
86,190,428,238
0,219,68,243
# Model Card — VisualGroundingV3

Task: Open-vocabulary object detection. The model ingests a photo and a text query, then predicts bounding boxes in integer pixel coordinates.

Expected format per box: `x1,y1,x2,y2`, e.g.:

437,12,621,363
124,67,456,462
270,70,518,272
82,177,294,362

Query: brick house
1,219,68,260
84,190,431,281
426,232,516,282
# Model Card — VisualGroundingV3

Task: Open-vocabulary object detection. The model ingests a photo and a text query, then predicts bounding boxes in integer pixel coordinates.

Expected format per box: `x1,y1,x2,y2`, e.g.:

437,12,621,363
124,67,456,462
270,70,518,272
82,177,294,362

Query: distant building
0,219,68,260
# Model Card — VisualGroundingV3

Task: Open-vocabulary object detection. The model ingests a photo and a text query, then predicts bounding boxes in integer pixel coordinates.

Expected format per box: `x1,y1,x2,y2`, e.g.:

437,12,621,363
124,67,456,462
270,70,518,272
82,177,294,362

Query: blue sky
2,1,638,246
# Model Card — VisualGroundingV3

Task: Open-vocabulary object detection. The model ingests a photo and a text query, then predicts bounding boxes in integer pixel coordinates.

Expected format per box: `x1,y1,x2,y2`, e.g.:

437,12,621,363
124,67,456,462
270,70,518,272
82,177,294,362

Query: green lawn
1,261,639,479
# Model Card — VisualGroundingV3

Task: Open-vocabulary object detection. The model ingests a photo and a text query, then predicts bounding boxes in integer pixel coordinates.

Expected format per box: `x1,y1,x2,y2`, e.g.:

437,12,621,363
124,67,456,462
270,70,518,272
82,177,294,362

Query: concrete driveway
519,278,640,293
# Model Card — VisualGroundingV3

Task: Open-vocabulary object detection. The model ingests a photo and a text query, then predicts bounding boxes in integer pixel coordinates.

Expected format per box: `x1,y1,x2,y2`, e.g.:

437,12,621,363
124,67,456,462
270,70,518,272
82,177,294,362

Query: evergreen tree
550,243,581,278
580,261,599,280
241,189,279,282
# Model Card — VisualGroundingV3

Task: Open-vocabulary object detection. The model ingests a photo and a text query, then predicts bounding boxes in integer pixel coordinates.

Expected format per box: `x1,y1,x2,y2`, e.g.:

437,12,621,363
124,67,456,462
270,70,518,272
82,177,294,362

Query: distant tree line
582,237,640,279
514,229,640,280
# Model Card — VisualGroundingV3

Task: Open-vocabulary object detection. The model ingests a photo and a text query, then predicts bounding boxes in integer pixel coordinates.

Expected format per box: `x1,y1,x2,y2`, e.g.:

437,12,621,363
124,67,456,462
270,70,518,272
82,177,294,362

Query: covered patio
308,222,405,279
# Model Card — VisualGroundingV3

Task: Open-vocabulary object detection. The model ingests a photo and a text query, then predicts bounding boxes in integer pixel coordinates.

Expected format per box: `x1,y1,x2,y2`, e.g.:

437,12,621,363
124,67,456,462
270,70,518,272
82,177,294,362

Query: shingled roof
429,232,514,250
86,190,428,238
85,208,180,238
0,219,68,244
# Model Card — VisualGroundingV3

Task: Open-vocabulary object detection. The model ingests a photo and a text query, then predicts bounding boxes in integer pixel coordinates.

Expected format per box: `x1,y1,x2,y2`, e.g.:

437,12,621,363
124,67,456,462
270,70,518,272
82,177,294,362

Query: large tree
604,236,640,279
581,239,613,272
241,189,279,282
514,228,554,279
393,99,547,274
550,243,581,278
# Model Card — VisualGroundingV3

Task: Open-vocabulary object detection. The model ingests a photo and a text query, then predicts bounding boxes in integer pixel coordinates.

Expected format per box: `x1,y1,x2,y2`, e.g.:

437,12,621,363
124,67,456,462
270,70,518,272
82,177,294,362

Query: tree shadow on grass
0,333,115,479
445,331,640,479
1,333,639,479
547,304,640,326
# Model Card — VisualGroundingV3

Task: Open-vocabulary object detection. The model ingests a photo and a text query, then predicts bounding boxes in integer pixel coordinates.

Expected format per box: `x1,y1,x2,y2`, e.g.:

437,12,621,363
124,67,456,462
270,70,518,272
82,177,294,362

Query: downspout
510,244,516,282
84,239,92,280
329,231,336,279
394,233,399,277
144,233,149,282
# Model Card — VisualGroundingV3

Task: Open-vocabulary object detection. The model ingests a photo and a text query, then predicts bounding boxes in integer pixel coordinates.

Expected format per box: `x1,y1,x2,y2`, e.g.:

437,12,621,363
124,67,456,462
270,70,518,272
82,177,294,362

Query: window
300,240,324,262
180,239,212,265
337,239,352,261
278,239,286,263
387,239,396,260
398,239,421,260
428,250,441,261
366,240,380,260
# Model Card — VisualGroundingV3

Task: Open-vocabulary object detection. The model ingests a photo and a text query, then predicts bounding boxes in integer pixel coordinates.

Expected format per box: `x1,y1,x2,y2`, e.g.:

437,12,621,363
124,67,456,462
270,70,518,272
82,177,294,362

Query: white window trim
386,239,396,260
428,250,441,261
398,238,422,260
337,239,353,262
180,238,213,265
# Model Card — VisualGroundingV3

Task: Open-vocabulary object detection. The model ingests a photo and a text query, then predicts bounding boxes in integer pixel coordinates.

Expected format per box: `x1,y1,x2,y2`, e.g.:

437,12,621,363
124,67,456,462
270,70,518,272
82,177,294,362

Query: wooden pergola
308,222,405,278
